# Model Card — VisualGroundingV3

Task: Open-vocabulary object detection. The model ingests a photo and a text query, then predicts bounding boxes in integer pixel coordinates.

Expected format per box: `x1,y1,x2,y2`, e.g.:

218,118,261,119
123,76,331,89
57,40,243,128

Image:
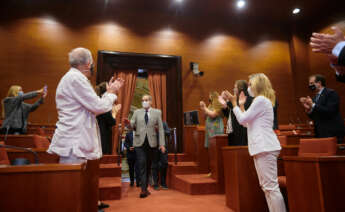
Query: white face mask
142,101,150,109
18,91,24,96
247,87,254,97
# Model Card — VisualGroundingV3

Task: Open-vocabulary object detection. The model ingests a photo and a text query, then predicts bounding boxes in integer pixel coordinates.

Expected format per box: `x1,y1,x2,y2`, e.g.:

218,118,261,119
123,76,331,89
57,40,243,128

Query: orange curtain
148,71,167,121
112,71,137,154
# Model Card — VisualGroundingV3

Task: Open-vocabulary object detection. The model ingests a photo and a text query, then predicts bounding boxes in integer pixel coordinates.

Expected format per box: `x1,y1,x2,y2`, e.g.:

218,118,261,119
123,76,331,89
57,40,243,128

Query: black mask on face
308,84,316,91
90,64,94,76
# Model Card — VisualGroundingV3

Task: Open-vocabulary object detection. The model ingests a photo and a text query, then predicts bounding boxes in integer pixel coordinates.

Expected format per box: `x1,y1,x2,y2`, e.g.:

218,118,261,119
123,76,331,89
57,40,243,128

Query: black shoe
139,190,150,198
98,202,109,210
130,182,134,187
161,185,168,190
136,183,141,187
153,185,160,190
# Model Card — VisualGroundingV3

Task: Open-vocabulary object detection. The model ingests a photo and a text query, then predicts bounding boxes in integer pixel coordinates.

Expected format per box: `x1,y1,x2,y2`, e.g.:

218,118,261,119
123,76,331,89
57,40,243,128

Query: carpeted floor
103,182,234,212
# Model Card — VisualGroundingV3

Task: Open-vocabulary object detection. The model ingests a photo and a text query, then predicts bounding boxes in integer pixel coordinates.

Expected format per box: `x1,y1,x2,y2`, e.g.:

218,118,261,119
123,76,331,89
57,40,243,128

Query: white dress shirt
233,96,281,156
48,68,117,160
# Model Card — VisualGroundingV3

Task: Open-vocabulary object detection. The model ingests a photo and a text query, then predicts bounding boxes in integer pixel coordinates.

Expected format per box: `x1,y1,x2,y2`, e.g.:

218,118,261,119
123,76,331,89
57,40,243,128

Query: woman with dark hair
95,82,121,155
220,80,253,146
1,85,47,134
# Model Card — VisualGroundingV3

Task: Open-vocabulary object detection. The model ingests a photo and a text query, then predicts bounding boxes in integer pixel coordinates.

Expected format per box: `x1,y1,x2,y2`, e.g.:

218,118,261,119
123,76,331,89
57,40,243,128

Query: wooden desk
0,135,49,148
222,146,268,212
6,148,59,164
193,126,209,173
284,156,345,212
0,164,86,212
209,134,227,193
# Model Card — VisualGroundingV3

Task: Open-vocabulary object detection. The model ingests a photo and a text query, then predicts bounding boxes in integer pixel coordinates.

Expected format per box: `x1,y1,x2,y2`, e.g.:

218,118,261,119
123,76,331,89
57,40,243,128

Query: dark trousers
135,137,159,192
127,154,140,185
158,150,168,186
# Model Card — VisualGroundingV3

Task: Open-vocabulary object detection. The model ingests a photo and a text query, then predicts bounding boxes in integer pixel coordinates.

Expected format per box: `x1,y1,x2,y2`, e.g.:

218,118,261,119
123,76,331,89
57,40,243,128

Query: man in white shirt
48,47,124,164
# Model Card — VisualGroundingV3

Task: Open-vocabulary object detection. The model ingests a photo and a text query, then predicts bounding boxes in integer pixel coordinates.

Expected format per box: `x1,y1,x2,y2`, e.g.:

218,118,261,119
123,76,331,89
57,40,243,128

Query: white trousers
59,151,87,164
253,151,286,212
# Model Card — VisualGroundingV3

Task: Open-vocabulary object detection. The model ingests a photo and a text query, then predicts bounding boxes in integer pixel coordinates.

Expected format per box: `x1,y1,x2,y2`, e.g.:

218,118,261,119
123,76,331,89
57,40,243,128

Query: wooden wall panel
0,9,296,126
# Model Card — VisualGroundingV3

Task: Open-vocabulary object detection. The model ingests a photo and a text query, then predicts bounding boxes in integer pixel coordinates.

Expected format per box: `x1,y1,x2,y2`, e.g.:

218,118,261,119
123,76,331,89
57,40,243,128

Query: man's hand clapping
107,77,124,94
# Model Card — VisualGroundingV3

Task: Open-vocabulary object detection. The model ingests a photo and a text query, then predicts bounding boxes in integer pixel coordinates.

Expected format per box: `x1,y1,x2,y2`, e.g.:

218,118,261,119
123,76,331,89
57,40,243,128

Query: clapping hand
200,101,206,111
310,26,345,54
238,91,247,106
218,95,227,108
107,77,125,94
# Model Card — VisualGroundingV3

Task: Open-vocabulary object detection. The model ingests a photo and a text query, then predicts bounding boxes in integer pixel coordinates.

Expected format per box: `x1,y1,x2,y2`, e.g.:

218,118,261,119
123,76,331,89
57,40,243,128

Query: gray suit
130,108,165,148
130,107,164,192
1,91,43,134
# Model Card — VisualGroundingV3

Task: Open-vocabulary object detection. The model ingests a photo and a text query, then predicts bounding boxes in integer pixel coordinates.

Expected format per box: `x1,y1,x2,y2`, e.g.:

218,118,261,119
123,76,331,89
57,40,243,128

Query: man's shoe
139,190,150,198
130,182,134,187
98,202,109,210
161,185,168,190
153,185,160,190
136,183,141,187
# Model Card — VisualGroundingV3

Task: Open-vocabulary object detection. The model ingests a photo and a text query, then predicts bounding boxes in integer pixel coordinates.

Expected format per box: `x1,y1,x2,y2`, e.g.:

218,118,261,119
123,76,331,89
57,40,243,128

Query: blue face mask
18,91,24,96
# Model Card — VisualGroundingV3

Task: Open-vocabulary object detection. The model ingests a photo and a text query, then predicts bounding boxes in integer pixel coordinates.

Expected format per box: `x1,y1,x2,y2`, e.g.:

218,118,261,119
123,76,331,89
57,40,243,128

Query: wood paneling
0,2,309,128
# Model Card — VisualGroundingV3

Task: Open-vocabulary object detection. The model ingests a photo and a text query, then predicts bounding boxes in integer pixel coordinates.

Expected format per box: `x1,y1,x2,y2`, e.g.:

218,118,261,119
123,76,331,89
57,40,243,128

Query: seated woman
200,91,224,149
1,85,47,134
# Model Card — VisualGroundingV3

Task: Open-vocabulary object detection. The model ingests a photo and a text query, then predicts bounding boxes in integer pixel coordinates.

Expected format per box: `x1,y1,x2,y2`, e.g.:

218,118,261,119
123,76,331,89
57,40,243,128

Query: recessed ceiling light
237,0,246,9
292,8,300,15
175,0,183,3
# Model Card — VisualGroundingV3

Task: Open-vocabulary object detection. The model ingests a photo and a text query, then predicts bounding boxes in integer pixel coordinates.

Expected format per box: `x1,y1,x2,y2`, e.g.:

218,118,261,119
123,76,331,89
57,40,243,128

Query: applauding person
227,73,286,212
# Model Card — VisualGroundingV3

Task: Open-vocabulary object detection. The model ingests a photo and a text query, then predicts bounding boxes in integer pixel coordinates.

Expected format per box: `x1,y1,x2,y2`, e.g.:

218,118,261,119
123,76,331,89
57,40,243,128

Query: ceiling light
175,0,183,3
292,8,300,15
237,0,246,9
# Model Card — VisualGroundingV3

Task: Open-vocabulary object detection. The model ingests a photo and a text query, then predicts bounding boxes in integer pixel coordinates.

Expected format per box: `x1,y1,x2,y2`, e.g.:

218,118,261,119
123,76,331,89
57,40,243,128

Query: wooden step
99,177,122,200
100,155,121,164
168,162,199,175
100,163,121,177
168,153,193,162
174,174,217,195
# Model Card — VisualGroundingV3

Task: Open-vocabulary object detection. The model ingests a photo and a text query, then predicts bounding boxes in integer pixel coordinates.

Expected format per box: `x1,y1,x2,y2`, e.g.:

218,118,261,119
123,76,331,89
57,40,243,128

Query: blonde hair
249,73,276,106
208,91,223,116
2,85,22,119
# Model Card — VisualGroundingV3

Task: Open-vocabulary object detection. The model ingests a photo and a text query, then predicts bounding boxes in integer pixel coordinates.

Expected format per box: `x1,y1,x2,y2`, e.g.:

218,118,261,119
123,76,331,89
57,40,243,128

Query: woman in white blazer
226,73,286,212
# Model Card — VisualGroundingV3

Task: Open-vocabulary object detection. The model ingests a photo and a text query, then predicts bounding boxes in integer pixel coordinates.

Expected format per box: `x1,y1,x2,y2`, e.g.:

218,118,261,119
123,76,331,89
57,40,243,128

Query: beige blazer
130,108,165,148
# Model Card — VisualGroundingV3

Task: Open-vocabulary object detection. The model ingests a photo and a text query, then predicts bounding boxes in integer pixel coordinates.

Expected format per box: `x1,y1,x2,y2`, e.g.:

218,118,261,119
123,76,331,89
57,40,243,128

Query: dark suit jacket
335,74,345,83
308,87,345,140
222,95,254,146
97,111,116,155
338,45,345,66
125,131,136,160
1,91,43,133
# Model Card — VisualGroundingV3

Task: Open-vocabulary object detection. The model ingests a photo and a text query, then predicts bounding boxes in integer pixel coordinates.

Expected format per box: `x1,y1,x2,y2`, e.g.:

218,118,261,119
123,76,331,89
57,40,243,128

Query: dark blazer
1,91,43,133
273,99,279,130
335,74,345,83
222,95,254,146
96,111,116,155
338,45,345,66
124,131,136,160
308,87,345,141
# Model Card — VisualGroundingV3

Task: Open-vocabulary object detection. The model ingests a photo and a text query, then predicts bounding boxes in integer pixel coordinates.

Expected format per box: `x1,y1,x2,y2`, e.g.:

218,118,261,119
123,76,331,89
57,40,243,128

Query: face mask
308,84,316,91
90,64,94,76
142,101,150,109
18,91,24,96
247,87,254,97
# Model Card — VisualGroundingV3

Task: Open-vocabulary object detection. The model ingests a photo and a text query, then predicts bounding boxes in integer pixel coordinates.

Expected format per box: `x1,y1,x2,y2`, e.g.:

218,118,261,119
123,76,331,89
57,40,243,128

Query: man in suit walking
300,74,345,143
124,94,165,198
124,129,141,187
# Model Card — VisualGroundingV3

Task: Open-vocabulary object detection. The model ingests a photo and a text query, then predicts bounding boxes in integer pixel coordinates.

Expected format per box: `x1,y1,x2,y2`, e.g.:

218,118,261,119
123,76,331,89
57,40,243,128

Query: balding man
48,47,124,163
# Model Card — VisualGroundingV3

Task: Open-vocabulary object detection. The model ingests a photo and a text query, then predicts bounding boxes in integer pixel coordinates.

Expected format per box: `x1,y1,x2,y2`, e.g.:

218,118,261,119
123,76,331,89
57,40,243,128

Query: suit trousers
135,136,159,192
127,153,141,185
253,151,286,212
